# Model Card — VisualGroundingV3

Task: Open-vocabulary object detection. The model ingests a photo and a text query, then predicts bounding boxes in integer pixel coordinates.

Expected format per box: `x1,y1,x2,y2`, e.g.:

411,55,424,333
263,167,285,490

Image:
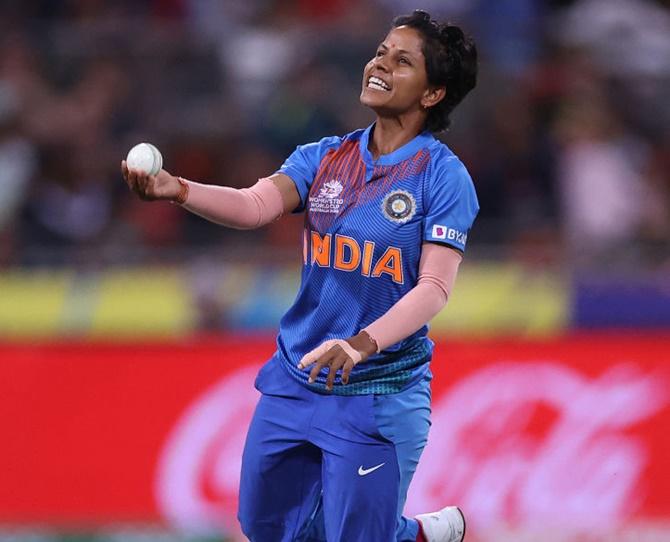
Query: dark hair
392,10,477,132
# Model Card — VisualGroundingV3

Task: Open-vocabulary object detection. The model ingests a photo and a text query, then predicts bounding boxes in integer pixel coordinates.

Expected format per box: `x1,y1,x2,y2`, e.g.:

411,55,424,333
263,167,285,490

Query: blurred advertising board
3,265,670,338
1,334,669,541
0,263,569,339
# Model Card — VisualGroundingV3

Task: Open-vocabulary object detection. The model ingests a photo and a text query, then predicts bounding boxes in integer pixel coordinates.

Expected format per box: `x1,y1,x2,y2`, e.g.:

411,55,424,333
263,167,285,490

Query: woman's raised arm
121,162,301,229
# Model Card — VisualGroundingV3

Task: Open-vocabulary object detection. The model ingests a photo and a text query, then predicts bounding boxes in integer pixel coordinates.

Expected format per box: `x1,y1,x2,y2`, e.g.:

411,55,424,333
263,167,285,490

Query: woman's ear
421,86,446,109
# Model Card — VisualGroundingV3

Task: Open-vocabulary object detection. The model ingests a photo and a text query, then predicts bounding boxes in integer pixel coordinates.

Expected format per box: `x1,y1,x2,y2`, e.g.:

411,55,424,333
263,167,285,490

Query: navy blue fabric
238,357,431,542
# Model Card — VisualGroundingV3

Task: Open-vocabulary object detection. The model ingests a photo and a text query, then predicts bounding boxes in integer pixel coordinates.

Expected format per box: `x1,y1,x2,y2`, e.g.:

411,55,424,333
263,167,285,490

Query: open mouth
367,76,391,91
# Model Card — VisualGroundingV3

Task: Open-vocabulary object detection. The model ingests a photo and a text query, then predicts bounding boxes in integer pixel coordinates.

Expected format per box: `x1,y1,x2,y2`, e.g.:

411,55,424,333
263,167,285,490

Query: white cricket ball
126,142,163,176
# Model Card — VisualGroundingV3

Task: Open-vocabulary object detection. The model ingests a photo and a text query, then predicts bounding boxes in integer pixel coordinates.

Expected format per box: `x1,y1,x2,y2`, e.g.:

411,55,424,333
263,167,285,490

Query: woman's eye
399,57,410,65
375,50,384,57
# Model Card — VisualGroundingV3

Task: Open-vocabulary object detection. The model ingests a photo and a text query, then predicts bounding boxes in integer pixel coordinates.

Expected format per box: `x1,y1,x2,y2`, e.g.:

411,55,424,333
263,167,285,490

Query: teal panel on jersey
274,124,479,395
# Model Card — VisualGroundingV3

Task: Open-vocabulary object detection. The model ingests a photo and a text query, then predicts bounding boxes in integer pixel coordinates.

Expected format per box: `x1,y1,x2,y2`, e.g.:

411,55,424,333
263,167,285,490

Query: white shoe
416,506,466,542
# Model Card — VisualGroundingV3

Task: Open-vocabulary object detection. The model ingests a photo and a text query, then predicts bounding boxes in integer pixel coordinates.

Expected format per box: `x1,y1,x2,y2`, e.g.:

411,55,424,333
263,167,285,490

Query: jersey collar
359,122,434,171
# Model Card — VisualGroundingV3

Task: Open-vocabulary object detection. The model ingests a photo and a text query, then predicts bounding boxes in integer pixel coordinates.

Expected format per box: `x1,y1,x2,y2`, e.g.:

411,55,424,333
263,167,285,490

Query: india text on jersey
302,229,404,284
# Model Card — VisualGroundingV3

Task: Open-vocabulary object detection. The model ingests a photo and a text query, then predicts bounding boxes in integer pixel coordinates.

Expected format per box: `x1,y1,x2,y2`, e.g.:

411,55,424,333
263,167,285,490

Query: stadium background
1,1,669,541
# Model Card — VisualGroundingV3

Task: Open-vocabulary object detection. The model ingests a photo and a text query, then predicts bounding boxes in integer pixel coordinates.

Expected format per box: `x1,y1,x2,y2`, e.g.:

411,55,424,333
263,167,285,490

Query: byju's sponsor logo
431,224,467,245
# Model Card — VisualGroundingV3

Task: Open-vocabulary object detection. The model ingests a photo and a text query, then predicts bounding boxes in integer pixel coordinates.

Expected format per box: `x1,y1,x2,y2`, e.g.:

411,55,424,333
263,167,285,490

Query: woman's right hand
121,160,181,201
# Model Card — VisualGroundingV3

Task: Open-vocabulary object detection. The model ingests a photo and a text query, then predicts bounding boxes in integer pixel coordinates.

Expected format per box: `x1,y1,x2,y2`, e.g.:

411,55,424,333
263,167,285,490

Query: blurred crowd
0,0,668,269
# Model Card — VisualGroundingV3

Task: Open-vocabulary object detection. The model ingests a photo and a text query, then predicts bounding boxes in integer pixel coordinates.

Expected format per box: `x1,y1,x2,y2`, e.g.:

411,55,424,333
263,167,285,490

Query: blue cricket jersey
270,123,479,395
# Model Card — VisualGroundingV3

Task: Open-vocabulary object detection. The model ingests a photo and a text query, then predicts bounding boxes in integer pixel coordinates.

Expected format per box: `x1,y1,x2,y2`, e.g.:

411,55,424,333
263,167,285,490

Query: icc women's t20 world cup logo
310,179,344,214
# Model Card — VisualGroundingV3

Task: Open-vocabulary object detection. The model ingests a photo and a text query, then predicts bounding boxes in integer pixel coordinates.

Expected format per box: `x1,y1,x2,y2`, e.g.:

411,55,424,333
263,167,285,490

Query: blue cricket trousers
238,356,431,542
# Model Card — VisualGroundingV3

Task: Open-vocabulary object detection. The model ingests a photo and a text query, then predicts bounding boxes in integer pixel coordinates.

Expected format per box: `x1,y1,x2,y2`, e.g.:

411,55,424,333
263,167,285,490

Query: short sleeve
423,157,479,253
277,136,342,212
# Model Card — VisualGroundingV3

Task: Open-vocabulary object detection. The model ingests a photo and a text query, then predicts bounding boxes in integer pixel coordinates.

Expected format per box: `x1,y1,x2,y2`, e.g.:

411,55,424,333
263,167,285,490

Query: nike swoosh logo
358,462,386,476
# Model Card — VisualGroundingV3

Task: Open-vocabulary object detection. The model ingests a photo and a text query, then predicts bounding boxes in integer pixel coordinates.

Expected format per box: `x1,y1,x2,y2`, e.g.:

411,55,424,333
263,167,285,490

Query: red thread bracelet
172,177,190,205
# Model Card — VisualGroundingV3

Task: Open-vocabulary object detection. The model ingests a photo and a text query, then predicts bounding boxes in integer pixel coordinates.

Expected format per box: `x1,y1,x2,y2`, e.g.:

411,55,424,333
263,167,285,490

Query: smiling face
360,25,442,119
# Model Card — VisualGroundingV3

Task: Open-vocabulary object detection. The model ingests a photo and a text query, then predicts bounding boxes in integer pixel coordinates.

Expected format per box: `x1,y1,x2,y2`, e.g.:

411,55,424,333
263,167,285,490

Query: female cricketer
122,10,479,542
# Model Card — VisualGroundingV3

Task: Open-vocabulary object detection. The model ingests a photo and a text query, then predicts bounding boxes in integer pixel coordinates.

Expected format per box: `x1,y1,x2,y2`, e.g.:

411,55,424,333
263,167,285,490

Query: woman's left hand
298,332,378,391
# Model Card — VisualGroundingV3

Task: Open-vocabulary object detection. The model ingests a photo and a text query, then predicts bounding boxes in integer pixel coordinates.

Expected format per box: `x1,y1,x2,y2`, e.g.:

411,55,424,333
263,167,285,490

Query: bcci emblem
382,190,416,224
